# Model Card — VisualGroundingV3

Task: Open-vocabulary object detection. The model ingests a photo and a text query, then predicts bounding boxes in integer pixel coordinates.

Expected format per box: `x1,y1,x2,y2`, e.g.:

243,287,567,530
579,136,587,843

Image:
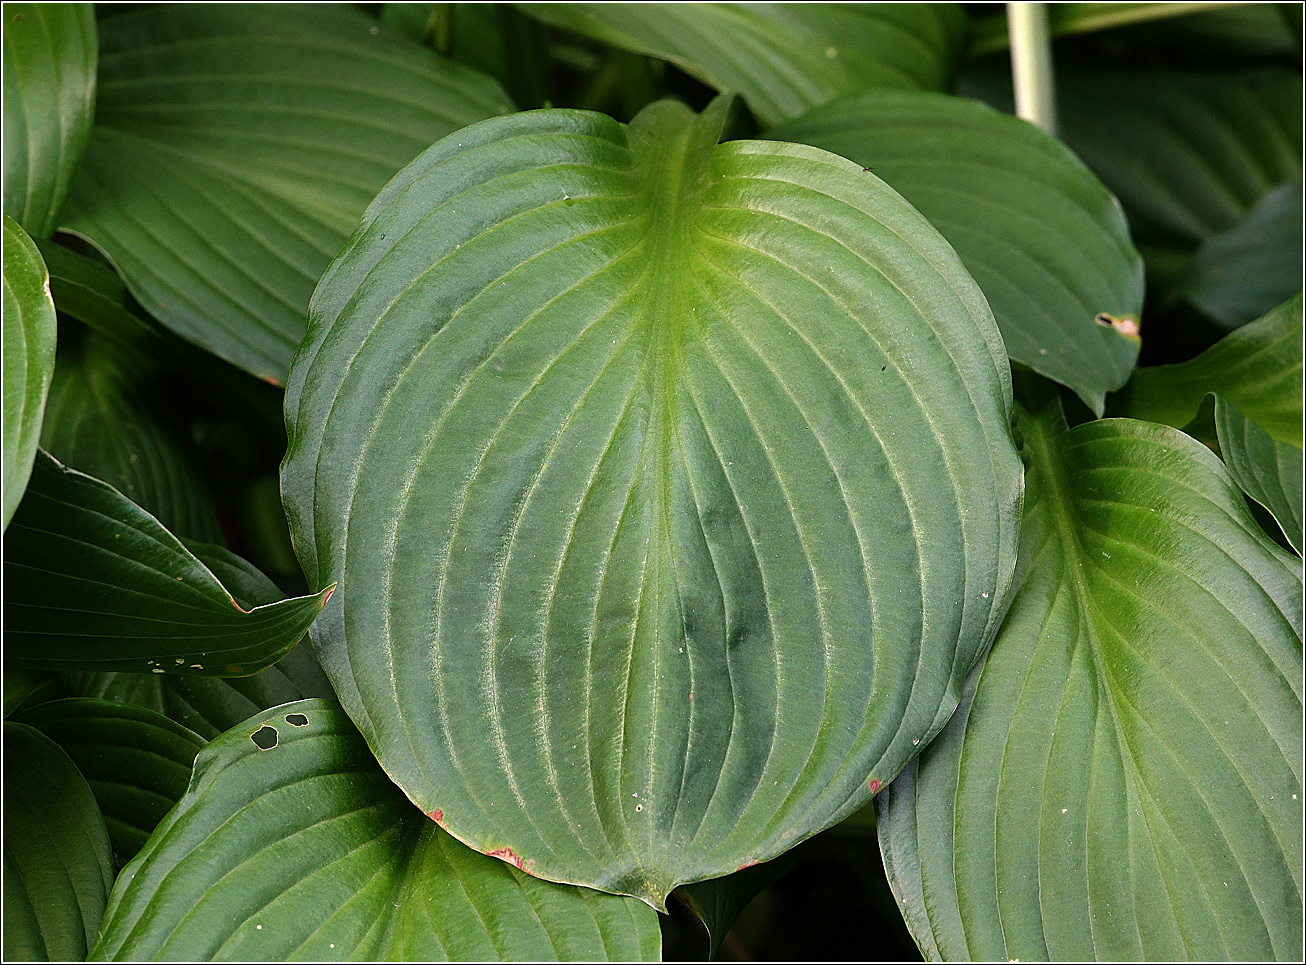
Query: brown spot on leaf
1094,313,1140,339
488,847,531,871
736,859,761,871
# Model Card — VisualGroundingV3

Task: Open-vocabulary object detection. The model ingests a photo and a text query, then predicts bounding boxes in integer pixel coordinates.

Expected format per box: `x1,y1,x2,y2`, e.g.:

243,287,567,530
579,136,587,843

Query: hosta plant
2,2,1301,961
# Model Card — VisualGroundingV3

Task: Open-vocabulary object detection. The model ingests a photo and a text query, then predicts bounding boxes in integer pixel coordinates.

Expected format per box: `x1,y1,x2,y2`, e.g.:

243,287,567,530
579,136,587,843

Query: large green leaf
4,450,332,675
283,98,1023,907
2,216,56,529
91,699,661,961
1117,292,1302,445
770,90,1143,415
59,4,513,384
1177,179,1303,330
17,698,205,861
3,720,114,962
518,3,968,125
877,384,1303,961
1057,68,1302,247
41,331,222,542
2,2,96,239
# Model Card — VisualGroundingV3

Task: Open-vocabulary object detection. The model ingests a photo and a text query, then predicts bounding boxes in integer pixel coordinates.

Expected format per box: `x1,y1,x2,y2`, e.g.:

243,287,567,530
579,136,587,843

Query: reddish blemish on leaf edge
869,778,882,793
736,859,761,872
428,809,444,825
487,846,532,872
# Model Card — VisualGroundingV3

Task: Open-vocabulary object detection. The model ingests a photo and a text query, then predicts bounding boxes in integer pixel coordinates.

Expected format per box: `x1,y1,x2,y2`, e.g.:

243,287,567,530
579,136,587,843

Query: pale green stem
1008,3,1057,136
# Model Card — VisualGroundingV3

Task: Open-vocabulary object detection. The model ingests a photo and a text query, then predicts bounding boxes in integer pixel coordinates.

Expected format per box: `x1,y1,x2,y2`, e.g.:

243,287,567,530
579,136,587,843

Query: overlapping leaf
64,643,335,742
1178,179,1303,329
59,3,513,383
62,557,337,739
91,700,661,961
3,721,114,962
41,332,222,542
1058,67,1302,246
518,3,968,125
771,90,1143,414
35,240,160,349
17,698,205,860
878,385,1303,960
2,216,56,529
283,98,1022,906
1210,396,1303,555
676,852,798,958
1118,292,1303,444
1,2,96,239
4,450,331,675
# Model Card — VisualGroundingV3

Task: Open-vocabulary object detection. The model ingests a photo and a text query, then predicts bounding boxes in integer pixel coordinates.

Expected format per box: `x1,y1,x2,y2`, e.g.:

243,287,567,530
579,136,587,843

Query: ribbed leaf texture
283,98,1022,907
878,383,1303,960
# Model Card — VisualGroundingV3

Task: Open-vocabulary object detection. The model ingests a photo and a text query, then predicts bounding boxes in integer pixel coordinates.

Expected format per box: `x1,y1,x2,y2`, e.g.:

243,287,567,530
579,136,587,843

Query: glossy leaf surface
4,450,332,675
41,333,222,542
3,721,114,962
771,90,1143,414
1212,396,1304,555
283,99,1022,906
2,216,56,529
91,700,662,961
1,2,96,239
60,4,513,383
878,387,1303,961
1119,292,1302,446
17,698,204,861
519,3,967,125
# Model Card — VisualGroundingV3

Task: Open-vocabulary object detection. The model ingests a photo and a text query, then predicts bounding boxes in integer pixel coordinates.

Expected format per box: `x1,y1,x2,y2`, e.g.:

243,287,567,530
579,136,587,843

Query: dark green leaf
90,700,662,961
2,669,56,718
1178,179,1303,330
878,383,1303,960
518,3,968,125
1211,395,1303,555
283,98,1022,907
2,2,96,239
675,852,798,959
4,450,332,676
65,642,336,741
2,215,56,529
1118,292,1302,445
59,4,513,383
771,90,1143,414
40,332,222,542
1058,68,1301,247
17,698,205,861
3,720,114,962
35,240,160,348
